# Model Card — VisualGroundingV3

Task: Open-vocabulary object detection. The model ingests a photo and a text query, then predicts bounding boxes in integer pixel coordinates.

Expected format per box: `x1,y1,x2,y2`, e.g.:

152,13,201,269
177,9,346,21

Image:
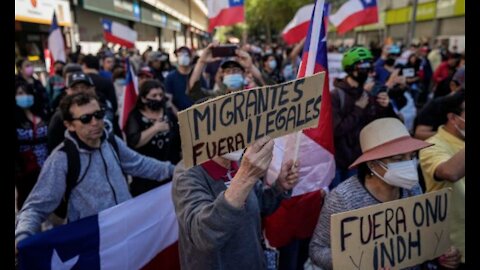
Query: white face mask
222,149,244,161
178,54,190,66
369,159,419,189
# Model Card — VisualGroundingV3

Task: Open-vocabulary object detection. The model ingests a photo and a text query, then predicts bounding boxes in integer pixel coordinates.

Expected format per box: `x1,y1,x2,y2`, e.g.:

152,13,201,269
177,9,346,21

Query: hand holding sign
237,136,274,181
438,246,461,269
277,160,300,192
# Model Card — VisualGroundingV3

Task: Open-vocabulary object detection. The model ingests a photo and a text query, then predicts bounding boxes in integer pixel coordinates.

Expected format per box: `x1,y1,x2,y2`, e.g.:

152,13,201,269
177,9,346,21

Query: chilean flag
102,19,137,48
282,4,331,45
207,0,244,32
120,58,138,130
17,183,180,270
264,0,335,248
47,11,66,75
282,4,314,45
329,0,378,35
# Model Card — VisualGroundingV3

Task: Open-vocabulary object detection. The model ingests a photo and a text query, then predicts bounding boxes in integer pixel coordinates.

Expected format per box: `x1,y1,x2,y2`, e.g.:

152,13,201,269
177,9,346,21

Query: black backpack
53,134,120,220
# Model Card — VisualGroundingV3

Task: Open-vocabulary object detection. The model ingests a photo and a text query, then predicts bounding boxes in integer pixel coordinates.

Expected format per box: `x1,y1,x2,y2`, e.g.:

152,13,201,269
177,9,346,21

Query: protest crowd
14,0,465,269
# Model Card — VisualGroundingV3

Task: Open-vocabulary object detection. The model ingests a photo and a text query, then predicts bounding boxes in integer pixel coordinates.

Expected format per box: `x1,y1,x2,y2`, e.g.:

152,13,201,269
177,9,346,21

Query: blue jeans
329,168,357,190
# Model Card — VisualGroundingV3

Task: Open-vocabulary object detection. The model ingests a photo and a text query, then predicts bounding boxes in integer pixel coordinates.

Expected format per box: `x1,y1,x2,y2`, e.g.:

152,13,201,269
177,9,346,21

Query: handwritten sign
178,72,325,169
331,188,452,270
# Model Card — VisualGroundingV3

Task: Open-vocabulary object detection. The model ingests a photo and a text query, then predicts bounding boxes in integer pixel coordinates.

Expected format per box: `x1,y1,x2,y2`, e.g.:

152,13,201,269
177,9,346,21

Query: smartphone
211,45,238,57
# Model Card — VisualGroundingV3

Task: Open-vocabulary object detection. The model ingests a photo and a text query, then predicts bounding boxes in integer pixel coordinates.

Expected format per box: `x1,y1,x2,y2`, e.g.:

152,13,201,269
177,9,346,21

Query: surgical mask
16,95,34,109
283,65,294,79
222,149,244,161
265,49,273,54
269,60,277,70
24,66,34,77
223,74,244,90
369,159,419,189
178,55,190,66
455,115,465,137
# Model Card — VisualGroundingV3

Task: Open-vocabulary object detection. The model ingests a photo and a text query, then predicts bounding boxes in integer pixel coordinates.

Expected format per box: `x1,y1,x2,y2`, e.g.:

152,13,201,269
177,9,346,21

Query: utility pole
407,0,419,45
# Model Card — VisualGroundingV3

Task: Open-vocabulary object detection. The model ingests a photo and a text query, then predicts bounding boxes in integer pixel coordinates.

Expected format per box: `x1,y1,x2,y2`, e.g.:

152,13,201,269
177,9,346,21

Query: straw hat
349,118,433,169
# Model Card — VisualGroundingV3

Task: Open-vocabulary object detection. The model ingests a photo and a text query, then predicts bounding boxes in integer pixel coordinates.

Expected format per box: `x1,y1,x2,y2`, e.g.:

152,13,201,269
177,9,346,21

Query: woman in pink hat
309,117,461,270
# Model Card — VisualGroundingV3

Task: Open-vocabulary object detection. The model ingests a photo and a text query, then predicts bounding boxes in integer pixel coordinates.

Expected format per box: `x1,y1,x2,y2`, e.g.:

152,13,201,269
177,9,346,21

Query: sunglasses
71,110,105,124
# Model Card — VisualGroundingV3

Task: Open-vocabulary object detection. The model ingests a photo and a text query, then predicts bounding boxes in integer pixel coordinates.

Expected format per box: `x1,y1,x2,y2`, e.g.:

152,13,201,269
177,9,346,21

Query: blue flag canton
18,215,100,270
229,0,244,7
49,12,59,34
101,19,112,32
360,0,377,8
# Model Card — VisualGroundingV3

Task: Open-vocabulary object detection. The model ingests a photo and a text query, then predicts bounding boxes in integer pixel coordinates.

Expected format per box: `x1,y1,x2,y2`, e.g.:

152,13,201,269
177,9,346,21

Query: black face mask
145,98,165,111
354,69,370,86
55,69,63,76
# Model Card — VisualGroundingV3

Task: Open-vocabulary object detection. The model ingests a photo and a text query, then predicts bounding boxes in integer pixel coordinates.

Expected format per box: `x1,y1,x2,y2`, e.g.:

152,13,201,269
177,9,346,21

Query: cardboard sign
178,72,325,169
331,188,452,270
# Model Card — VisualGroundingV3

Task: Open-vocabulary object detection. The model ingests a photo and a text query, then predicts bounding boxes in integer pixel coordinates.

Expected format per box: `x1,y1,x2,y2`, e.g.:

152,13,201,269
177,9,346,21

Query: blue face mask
269,60,277,70
223,74,244,90
283,65,294,80
16,95,34,109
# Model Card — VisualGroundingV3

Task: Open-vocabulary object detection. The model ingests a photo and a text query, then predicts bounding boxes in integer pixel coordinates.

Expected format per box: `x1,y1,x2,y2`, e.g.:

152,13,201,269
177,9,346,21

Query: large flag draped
47,11,66,75
120,58,138,130
17,183,180,270
329,0,378,35
207,0,244,32
264,0,335,248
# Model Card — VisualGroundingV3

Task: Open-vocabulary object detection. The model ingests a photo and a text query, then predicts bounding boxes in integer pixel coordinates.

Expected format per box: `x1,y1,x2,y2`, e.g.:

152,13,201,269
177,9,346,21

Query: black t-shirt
125,107,181,165
414,95,450,132
125,107,181,196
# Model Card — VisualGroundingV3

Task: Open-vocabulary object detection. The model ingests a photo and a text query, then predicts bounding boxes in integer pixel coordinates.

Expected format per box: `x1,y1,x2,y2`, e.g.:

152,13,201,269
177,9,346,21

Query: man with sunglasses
330,47,396,189
15,92,176,253
47,72,116,153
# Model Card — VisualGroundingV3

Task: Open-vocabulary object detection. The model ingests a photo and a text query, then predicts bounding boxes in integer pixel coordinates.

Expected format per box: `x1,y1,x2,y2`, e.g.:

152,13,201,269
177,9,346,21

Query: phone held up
211,45,238,58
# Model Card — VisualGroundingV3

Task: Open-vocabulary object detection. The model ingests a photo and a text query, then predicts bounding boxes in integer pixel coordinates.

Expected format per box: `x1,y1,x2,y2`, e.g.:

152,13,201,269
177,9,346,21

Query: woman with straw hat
309,117,461,270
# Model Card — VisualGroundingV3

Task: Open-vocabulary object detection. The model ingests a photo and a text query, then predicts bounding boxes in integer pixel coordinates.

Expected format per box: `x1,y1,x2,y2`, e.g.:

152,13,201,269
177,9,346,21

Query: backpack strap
54,138,81,219
64,139,81,201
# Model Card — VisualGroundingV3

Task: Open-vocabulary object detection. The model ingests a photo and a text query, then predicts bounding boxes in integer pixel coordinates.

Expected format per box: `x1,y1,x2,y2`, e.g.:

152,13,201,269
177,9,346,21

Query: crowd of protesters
15,37,465,269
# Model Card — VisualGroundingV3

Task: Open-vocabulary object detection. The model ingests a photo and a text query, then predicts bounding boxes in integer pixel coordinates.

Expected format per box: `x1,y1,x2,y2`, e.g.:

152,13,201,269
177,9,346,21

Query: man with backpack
15,92,175,254
47,72,116,153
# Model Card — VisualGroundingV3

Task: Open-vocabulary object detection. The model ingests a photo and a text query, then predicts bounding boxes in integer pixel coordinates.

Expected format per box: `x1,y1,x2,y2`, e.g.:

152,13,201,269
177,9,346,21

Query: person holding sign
172,136,299,270
309,118,461,270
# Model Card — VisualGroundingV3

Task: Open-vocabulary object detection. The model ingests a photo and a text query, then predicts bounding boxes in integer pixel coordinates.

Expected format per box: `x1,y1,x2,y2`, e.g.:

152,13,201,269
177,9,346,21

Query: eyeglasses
71,110,105,124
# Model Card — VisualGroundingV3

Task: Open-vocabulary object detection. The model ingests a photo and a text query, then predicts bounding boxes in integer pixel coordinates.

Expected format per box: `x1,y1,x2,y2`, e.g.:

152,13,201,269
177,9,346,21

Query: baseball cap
67,72,94,88
174,46,192,56
137,66,153,78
